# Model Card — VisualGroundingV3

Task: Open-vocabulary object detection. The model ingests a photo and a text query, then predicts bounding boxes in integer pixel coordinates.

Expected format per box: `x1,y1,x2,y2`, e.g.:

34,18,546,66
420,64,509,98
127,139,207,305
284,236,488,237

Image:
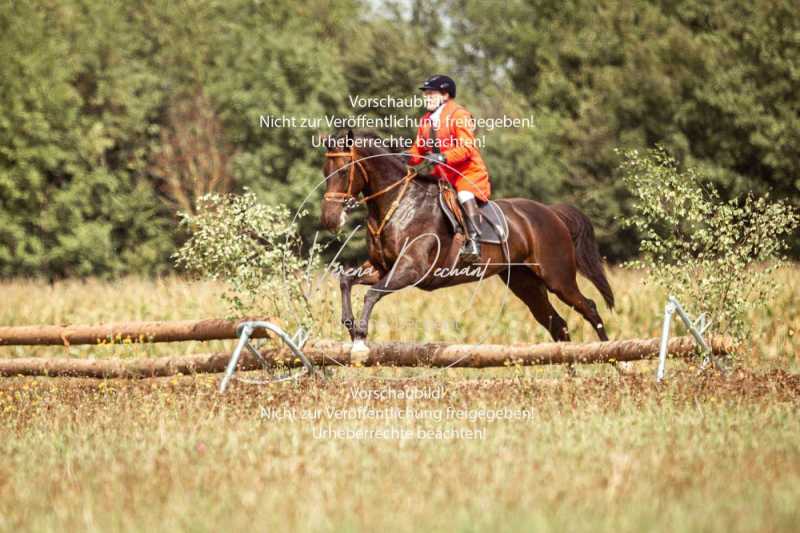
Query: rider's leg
457,190,482,263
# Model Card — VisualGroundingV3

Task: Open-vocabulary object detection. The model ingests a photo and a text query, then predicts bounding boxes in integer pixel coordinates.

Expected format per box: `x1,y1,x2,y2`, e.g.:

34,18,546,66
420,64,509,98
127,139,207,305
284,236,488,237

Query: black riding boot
460,198,482,263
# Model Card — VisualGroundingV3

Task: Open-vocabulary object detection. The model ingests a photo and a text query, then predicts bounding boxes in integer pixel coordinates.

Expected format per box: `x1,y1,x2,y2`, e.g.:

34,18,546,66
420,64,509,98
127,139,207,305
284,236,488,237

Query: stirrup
460,239,481,263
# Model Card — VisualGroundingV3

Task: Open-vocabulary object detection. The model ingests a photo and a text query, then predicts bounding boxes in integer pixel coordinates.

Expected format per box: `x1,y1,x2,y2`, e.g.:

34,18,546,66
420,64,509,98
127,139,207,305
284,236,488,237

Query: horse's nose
320,203,345,231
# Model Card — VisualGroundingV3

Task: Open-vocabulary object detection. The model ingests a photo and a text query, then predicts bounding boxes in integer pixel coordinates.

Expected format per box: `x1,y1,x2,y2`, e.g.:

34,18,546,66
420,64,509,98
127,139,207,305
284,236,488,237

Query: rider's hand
412,154,446,176
412,159,435,176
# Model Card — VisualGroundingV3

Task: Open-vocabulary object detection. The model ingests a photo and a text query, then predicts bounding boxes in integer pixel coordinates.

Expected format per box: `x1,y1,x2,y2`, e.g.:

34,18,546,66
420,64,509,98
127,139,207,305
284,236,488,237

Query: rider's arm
441,110,478,166
406,118,431,166
406,132,427,166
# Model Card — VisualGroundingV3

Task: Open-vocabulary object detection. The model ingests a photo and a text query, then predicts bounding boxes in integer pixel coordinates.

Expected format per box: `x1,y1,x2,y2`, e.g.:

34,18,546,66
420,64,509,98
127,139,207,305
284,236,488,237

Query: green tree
0,1,173,277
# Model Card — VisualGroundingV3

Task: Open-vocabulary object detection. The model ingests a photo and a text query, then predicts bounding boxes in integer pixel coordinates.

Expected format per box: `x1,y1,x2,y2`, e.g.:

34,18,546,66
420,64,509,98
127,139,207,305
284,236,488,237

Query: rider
407,75,491,263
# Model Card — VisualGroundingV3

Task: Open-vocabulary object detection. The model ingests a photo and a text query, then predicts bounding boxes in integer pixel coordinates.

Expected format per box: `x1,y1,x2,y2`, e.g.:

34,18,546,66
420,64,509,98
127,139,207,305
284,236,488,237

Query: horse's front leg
340,260,382,341
350,266,425,363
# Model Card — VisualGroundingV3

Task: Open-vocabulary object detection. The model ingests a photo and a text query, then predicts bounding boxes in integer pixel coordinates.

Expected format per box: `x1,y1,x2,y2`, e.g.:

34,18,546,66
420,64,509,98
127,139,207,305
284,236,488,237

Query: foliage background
1,0,798,277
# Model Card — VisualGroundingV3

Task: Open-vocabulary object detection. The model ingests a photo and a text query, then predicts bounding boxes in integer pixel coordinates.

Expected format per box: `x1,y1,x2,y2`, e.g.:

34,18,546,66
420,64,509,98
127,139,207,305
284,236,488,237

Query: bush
620,147,799,344
173,191,324,330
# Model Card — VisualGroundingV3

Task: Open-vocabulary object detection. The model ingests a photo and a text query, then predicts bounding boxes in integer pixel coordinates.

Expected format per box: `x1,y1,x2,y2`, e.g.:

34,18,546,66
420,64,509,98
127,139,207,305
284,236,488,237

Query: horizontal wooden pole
0,335,733,379
0,318,275,347
309,335,734,368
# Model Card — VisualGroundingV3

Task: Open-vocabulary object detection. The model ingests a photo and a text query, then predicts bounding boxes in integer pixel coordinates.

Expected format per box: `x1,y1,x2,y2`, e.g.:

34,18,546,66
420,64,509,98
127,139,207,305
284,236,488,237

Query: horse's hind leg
506,266,581,377
542,271,608,342
544,273,631,374
505,266,569,342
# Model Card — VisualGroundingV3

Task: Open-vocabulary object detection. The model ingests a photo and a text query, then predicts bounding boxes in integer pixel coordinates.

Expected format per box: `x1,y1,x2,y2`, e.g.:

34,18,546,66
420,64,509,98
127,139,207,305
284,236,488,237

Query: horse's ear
346,129,354,142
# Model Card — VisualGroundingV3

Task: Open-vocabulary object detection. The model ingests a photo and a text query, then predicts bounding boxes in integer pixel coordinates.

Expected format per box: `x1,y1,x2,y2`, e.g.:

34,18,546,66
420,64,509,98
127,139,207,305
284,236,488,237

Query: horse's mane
332,129,407,175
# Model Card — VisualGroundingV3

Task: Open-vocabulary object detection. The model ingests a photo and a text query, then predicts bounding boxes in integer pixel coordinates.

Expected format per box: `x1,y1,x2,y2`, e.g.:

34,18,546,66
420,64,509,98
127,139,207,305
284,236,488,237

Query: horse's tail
550,204,615,310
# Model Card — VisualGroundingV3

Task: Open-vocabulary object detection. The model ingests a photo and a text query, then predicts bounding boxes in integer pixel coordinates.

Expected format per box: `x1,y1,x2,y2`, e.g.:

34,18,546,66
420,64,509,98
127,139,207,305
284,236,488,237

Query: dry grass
0,266,799,532
1,266,798,368
0,372,799,532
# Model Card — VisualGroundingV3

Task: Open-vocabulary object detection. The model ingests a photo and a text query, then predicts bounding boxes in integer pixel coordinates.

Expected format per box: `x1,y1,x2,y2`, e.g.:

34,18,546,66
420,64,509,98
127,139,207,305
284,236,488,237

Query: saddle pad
439,193,509,245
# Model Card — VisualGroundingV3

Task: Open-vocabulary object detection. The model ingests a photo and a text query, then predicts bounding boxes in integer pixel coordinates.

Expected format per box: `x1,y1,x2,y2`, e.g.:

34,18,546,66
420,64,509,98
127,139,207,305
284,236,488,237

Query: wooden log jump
0,318,274,347
0,335,733,379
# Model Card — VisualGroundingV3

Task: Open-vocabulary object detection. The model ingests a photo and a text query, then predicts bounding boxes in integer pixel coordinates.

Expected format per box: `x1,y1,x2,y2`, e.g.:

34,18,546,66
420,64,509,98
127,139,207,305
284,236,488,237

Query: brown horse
321,130,614,360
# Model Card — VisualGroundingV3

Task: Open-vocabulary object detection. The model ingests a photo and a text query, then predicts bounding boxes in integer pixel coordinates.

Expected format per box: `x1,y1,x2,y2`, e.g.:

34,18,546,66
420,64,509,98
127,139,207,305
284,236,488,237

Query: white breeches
457,190,475,204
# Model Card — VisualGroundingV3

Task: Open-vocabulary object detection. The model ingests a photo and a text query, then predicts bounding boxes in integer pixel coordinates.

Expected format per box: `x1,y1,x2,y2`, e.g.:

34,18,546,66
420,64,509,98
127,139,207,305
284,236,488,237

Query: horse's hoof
350,340,370,366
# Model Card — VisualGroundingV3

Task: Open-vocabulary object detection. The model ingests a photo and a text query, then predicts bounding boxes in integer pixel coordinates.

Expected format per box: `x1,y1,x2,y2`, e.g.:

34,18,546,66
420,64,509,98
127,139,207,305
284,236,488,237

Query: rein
324,146,418,240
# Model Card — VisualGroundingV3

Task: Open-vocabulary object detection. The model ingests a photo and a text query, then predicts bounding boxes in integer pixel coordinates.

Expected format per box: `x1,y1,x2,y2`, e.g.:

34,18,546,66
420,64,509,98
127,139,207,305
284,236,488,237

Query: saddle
437,180,509,244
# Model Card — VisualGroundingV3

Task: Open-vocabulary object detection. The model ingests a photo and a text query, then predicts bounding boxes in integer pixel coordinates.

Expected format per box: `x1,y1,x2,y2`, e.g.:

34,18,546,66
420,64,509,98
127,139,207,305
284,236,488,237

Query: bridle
323,145,417,211
323,146,371,211
323,145,419,269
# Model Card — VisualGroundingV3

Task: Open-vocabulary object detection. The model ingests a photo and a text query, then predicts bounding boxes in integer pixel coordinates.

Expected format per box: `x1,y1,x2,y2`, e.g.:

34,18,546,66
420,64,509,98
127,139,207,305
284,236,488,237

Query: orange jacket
407,100,491,201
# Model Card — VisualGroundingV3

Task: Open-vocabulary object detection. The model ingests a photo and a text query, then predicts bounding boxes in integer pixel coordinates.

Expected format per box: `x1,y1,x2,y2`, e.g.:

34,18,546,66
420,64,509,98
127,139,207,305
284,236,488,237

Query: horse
320,130,616,365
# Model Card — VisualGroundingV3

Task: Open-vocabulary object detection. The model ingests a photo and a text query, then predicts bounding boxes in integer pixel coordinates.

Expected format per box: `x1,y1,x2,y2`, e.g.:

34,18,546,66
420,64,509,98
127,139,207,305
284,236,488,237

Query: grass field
1,267,799,532
1,266,798,367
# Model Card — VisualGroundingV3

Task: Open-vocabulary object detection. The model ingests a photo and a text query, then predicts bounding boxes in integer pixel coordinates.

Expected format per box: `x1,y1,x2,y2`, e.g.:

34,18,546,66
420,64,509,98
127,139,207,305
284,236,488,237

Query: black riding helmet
419,75,456,98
